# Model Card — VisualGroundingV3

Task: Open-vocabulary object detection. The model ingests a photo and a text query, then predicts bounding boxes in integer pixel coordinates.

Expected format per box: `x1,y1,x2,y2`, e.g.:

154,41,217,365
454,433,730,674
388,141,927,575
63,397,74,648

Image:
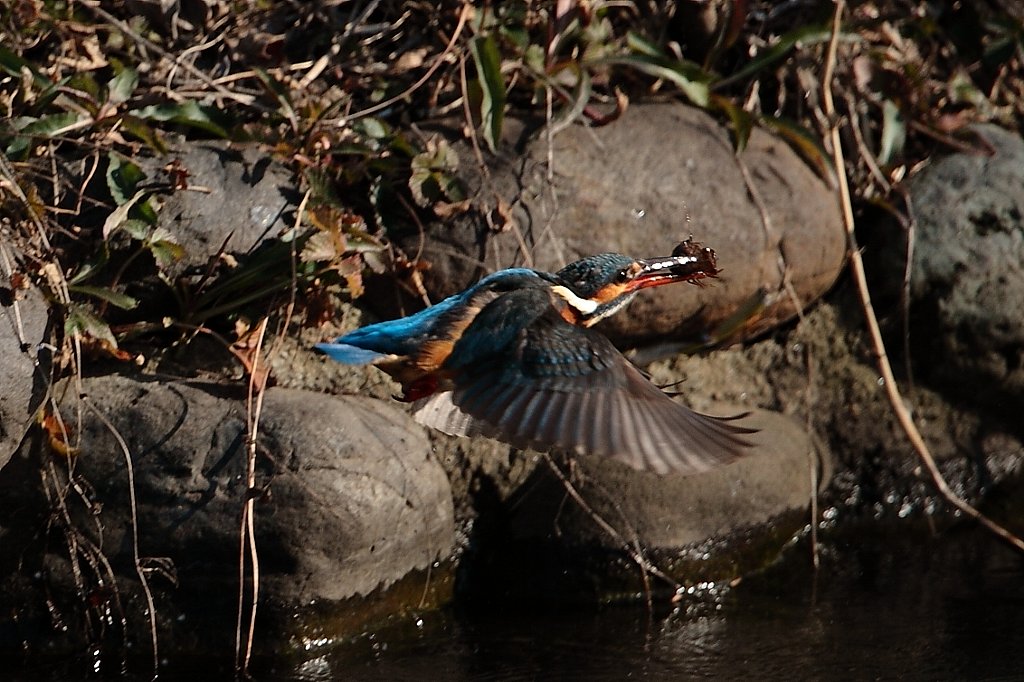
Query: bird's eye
615,268,630,283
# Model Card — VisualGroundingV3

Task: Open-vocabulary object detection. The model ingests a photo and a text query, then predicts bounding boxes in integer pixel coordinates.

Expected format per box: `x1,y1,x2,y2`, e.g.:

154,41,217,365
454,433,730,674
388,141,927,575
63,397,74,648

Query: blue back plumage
316,268,544,365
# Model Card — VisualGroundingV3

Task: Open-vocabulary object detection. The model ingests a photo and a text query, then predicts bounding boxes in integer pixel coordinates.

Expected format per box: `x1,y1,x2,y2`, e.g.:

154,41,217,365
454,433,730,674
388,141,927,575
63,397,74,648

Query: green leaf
710,94,753,153
0,45,50,87
878,99,905,166
546,64,592,134
149,237,186,270
354,117,390,140
132,102,230,138
121,219,152,240
65,305,118,347
598,54,711,107
68,72,102,106
409,140,463,206
714,24,850,90
69,284,139,310
120,115,168,154
5,112,85,157
108,67,139,105
759,115,836,186
102,189,149,239
146,229,186,270
469,35,506,152
106,153,147,205
67,250,110,286
625,31,664,58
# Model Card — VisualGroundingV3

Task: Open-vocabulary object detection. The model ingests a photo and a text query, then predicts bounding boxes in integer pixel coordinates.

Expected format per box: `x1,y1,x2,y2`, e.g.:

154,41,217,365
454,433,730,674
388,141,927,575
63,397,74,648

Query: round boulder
391,103,845,344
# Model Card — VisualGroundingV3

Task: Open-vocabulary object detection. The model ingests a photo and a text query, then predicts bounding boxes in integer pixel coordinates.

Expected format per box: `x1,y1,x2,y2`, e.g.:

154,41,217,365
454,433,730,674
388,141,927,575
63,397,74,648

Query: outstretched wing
413,289,755,475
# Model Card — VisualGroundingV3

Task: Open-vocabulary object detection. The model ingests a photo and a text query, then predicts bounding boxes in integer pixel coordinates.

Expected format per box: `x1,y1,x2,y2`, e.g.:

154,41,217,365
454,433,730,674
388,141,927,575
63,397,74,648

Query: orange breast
413,303,484,372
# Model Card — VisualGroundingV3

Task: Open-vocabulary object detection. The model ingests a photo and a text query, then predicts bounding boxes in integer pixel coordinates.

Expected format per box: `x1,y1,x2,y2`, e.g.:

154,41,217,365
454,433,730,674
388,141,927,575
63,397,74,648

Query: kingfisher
316,241,755,475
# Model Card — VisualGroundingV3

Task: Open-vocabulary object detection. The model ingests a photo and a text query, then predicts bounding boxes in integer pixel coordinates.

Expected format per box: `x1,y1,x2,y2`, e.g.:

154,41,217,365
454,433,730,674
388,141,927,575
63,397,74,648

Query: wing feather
411,287,755,475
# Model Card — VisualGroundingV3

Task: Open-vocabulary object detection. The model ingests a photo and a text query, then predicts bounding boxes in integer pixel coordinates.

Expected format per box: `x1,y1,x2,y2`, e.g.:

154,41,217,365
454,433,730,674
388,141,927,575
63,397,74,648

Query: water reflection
301,523,1024,681
8,521,1023,680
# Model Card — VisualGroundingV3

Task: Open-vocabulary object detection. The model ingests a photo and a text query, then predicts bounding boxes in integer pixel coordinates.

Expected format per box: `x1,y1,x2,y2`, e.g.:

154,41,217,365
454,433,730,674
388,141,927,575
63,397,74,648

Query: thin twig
82,399,161,679
542,456,679,599
822,0,1024,552
80,1,274,112
340,2,471,123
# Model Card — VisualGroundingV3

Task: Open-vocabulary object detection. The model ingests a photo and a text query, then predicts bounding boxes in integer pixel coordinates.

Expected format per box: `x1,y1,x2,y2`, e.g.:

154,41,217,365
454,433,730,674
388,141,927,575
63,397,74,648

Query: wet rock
906,124,1024,401
0,246,50,469
506,408,822,558
389,103,845,344
139,140,297,276
1,375,455,654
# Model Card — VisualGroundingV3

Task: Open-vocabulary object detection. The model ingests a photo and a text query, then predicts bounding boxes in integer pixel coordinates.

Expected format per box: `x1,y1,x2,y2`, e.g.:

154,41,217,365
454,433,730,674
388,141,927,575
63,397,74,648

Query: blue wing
317,268,545,365
314,342,390,365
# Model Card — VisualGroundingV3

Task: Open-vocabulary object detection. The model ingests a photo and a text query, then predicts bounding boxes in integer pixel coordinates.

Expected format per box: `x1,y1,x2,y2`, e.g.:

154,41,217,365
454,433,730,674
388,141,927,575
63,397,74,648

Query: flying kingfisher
316,241,755,475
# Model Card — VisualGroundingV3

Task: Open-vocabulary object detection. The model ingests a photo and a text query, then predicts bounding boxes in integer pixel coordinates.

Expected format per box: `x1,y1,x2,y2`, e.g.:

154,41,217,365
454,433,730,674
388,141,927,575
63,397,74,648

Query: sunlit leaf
625,31,663,58
132,102,230,138
597,54,711,107
69,284,139,310
38,407,77,458
410,139,464,206
102,189,149,239
878,99,906,166
354,117,390,140
108,67,139,105
65,304,118,347
710,94,753,153
470,35,506,152
5,112,84,156
121,219,152,241
301,227,347,263
148,228,185,269
106,153,146,205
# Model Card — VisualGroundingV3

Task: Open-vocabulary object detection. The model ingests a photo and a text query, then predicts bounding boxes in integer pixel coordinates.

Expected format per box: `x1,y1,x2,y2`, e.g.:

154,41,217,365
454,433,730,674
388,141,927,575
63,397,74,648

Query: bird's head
552,243,719,326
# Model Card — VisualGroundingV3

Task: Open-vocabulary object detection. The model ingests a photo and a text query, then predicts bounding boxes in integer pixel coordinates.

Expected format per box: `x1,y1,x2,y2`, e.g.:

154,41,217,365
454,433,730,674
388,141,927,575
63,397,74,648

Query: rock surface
0,246,50,469
0,375,456,653
906,124,1024,401
138,140,297,275
506,408,823,551
390,103,846,344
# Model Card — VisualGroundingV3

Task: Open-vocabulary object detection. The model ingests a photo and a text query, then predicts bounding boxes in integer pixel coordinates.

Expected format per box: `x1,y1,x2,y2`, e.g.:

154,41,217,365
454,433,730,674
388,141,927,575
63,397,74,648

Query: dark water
284,520,1024,682
10,520,1024,681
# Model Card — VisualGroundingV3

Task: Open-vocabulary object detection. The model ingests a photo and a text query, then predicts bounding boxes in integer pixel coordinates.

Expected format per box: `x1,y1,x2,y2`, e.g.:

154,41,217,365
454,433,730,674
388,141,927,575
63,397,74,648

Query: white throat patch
550,285,599,315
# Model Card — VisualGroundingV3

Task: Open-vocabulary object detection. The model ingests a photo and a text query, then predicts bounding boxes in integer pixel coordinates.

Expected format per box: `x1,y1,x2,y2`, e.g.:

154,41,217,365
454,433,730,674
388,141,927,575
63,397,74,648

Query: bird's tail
314,342,387,365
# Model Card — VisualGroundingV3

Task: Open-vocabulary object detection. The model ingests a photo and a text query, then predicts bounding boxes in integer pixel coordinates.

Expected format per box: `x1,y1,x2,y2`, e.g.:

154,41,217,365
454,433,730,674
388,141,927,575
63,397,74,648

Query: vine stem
822,0,1024,552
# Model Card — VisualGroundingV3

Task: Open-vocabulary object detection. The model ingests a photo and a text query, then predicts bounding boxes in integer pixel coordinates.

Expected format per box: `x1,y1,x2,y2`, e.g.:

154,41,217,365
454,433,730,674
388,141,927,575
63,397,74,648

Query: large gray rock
506,408,822,559
140,140,297,275
390,103,845,344
0,245,50,469
76,377,453,603
908,124,1024,397
0,375,455,655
